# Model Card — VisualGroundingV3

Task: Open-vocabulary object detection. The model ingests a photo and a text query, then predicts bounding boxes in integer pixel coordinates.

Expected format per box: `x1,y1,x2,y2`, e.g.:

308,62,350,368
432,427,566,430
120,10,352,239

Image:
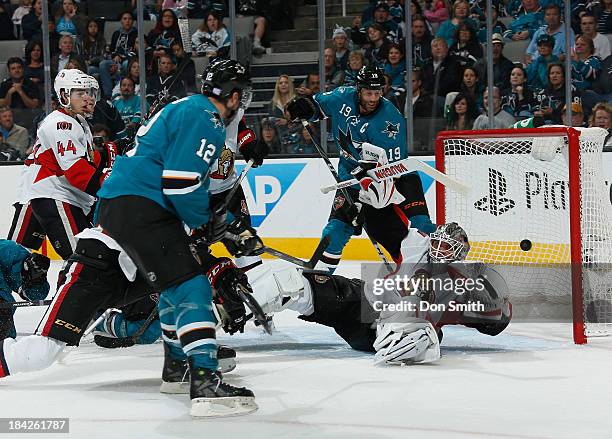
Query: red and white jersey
24,109,101,213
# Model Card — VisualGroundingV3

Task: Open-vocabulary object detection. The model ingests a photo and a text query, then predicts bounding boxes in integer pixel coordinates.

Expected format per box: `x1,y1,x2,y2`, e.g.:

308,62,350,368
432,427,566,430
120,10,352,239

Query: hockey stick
236,283,273,335
0,299,53,309
262,235,330,269
93,306,159,348
320,157,471,195
218,159,254,212
301,120,395,274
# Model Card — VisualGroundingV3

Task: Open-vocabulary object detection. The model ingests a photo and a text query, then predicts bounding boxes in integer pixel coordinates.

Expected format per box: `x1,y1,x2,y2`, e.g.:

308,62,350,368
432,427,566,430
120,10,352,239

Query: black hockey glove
21,253,50,290
203,257,248,335
223,217,265,257
238,127,268,167
285,96,317,122
195,204,228,245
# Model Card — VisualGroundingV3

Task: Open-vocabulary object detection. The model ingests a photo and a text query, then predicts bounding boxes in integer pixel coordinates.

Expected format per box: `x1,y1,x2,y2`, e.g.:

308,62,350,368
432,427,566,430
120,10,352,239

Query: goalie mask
429,222,470,262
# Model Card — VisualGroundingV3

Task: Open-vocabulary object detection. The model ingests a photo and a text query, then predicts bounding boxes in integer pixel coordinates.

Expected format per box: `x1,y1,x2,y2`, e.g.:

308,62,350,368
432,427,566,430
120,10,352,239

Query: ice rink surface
3,261,612,439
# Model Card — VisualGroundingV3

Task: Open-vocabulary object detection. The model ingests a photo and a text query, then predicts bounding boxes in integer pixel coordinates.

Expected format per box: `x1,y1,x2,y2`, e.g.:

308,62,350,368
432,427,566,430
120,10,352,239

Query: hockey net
435,127,612,344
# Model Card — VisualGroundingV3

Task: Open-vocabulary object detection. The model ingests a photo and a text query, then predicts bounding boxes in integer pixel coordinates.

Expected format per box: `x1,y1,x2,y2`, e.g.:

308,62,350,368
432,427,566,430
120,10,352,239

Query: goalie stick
320,157,471,195
301,120,395,274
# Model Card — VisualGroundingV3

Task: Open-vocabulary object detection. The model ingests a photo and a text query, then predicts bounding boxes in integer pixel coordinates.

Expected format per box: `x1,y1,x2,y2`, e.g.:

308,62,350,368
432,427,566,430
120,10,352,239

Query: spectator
162,0,188,13
343,51,366,86
589,0,612,35
411,15,433,68
236,0,269,55
90,99,126,141
384,44,407,90
460,66,484,111
332,27,350,71
99,12,137,100
50,35,86,81
589,102,612,148
22,0,43,41
268,74,295,133
503,0,544,42
112,77,147,131
12,1,32,38
534,62,580,124
323,48,344,91
24,41,44,85
410,68,434,117
171,41,196,94
436,0,479,47
145,53,186,106
446,92,479,129
0,107,29,159
501,64,537,118
146,9,182,63
111,58,141,100
423,0,449,24
526,4,575,64
54,0,85,37
422,38,463,109
571,34,602,90
580,12,611,59
0,5,16,40
560,102,586,126
287,125,316,155
365,23,392,68
473,87,516,129
477,5,507,43
449,22,483,66
259,118,283,154
527,33,559,89
191,10,230,60
0,58,41,109
76,18,107,75
364,2,402,43
474,33,514,90
297,73,320,97
131,0,161,21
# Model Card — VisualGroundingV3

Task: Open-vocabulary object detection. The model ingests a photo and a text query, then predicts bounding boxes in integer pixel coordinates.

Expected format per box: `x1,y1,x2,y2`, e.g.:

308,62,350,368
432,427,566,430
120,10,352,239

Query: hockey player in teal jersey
286,66,436,272
95,59,257,417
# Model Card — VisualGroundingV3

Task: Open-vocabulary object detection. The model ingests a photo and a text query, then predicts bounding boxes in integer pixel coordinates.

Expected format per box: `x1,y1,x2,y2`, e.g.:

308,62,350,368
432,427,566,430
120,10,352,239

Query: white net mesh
438,127,612,340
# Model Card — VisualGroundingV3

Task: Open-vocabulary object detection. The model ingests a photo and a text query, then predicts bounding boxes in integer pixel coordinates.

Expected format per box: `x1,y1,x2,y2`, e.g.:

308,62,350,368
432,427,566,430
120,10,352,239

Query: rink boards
1,153,611,260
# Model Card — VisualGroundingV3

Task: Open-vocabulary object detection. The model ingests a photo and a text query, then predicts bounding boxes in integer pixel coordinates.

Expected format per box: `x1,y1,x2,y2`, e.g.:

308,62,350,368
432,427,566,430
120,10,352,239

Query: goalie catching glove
351,143,405,209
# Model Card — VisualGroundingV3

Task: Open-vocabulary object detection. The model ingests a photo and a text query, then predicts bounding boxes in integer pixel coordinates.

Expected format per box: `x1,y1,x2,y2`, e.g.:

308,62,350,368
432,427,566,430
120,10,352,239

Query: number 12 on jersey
196,138,217,164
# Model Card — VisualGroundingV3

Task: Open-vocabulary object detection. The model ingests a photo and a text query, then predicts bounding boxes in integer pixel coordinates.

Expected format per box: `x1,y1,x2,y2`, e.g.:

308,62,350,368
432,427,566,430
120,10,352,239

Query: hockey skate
189,362,258,418
160,344,237,394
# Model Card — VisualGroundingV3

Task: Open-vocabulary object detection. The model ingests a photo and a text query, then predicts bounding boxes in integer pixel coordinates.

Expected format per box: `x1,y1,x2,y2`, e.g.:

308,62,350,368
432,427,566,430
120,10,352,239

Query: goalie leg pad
374,321,441,365
0,336,66,376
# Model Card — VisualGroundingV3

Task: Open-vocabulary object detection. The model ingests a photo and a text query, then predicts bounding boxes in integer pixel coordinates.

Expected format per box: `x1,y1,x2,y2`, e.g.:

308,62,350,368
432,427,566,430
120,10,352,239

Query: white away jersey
208,108,243,195
24,109,99,212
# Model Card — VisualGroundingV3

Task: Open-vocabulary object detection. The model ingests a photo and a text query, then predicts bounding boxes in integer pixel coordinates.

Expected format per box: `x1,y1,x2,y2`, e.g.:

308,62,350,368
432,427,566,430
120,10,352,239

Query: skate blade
160,381,189,394
190,397,258,418
218,357,236,374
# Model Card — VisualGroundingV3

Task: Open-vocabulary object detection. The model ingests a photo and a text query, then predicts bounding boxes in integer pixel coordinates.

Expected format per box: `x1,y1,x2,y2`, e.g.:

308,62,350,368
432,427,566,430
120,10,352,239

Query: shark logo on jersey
382,121,400,139
346,115,361,126
337,127,362,161
474,168,515,216
206,110,223,129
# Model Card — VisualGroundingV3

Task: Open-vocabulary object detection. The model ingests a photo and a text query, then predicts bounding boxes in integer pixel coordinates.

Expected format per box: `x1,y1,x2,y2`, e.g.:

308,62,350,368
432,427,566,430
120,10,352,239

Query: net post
567,128,587,344
435,135,446,224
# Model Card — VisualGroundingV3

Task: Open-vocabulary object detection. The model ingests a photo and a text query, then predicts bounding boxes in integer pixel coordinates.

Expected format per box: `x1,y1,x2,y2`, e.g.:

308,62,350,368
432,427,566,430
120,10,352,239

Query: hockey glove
285,96,317,122
199,204,228,245
204,257,248,335
238,127,268,167
224,217,265,257
21,253,50,290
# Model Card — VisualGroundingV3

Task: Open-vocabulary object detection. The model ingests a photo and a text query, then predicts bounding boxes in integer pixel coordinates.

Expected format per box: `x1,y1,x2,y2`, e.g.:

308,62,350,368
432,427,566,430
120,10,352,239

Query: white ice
3,261,612,439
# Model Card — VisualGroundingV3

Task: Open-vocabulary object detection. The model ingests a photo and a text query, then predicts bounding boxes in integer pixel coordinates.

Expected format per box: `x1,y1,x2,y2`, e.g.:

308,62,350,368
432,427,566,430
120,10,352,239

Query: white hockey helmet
54,69,99,109
429,222,470,262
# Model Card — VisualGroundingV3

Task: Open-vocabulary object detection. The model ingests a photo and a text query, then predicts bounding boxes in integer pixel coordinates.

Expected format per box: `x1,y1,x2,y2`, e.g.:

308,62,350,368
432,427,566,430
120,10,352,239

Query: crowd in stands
0,0,611,160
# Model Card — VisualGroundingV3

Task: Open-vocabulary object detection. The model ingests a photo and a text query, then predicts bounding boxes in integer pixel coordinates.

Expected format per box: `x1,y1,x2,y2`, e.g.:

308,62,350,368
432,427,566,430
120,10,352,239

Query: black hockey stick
0,299,53,309
301,121,395,273
236,284,273,335
93,306,159,348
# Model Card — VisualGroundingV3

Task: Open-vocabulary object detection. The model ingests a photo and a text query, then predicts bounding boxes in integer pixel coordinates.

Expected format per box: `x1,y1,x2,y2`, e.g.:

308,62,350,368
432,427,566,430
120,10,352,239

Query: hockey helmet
201,59,252,110
429,222,470,262
356,66,385,91
54,69,99,109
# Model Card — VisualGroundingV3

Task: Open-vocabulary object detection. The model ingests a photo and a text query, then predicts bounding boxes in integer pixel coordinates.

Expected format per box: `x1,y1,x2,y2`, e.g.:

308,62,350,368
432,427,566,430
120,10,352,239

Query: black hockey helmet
201,59,253,109
356,66,385,91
